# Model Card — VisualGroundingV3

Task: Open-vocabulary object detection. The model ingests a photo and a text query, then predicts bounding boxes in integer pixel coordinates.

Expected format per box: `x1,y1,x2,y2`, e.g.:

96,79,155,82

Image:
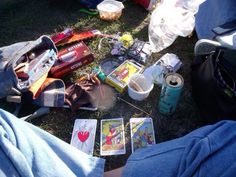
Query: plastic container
128,74,154,101
97,0,124,21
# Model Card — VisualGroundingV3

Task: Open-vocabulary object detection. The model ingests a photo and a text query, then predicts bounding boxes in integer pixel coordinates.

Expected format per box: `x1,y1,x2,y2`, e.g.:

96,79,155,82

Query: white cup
128,74,154,101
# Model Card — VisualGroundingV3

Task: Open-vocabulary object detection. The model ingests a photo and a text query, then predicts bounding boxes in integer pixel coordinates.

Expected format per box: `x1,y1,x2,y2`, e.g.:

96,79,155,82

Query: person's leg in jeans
105,120,236,177
122,120,236,177
0,109,105,177
2,107,236,177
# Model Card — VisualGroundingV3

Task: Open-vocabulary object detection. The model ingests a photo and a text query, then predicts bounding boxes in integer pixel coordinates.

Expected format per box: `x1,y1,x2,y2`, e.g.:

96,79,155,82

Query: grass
0,0,203,171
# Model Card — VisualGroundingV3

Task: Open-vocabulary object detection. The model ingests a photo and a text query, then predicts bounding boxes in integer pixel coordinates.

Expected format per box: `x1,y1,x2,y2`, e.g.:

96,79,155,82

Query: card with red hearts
70,119,97,155
130,117,156,153
100,118,126,156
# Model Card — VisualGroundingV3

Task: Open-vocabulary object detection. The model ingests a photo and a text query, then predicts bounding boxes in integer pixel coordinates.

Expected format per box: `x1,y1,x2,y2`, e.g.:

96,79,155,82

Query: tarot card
130,117,156,153
70,119,97,155
100,118,126,156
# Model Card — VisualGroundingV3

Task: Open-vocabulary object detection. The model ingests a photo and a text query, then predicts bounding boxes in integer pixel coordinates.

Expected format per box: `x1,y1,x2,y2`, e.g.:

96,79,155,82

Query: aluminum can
158,73,184,115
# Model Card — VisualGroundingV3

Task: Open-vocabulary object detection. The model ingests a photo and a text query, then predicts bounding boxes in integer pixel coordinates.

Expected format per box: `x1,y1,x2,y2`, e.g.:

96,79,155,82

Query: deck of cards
100,118,126,156
130,117,156,152
70,119,97,155
70,117,156,156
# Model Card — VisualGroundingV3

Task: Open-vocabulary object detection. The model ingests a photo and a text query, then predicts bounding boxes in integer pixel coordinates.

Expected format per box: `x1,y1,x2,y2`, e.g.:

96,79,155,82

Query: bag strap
214,47,236,97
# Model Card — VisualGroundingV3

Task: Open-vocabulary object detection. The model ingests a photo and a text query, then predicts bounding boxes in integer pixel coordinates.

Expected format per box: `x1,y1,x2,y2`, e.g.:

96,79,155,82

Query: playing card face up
100,118,126,156
70,119,97,155
130,117,156,153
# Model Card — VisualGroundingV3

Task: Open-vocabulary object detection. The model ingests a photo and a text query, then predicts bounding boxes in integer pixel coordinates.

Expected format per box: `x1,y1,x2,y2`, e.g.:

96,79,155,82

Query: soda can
158,73,184,115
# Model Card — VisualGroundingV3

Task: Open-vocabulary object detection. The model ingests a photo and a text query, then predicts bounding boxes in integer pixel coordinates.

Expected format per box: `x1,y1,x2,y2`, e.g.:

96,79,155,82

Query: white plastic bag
149,0,205,52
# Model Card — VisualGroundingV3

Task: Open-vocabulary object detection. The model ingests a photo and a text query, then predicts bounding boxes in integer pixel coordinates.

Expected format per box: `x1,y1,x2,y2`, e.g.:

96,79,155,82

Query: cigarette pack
50,42,94,78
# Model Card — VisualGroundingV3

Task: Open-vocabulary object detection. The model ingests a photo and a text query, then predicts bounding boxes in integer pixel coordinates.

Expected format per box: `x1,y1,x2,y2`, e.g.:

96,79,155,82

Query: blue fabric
79,0,103,9
123,120,236,177
0,109,105,177
195,0,236,39
2,107,236,177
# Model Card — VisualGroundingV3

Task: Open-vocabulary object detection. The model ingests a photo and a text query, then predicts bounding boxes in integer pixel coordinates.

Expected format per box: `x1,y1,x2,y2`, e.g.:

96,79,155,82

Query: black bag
191,47,236,123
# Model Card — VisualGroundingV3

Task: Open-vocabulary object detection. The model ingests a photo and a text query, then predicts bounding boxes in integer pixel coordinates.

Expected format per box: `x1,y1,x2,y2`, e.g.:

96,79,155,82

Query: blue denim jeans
122,120,236,177
0,109,105,177
195,0,236,39
1,107,236,177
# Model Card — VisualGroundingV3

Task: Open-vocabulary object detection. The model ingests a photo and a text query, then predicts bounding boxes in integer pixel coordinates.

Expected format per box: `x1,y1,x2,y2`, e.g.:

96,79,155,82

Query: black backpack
191,46,236,123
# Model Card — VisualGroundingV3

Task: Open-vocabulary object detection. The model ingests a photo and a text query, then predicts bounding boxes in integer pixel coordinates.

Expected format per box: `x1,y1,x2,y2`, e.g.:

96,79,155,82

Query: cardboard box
106,60,144,93
50,42,94,78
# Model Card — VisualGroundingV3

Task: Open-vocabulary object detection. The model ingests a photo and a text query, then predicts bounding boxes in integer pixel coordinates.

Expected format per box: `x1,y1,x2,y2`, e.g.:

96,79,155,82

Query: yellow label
106,60,143,93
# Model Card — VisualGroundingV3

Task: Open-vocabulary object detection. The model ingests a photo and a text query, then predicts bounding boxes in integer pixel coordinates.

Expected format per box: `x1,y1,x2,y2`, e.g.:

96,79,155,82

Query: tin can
94,66,106,81
158,73,184,115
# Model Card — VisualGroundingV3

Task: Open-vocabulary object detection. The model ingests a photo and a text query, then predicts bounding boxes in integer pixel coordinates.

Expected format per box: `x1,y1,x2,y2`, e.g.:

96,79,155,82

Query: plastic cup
128,74,154,101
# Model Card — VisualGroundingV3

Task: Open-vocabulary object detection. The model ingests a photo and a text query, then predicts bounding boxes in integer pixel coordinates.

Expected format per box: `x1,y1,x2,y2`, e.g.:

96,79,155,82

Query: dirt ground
0,0,205,171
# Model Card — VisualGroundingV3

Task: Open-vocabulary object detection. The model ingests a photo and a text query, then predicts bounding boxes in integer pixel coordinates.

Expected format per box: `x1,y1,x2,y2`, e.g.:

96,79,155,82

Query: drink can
158,73,184,115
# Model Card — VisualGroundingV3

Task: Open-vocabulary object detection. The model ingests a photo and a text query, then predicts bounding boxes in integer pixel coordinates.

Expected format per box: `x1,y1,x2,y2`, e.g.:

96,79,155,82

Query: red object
51,28,73,45
77,131,90,142
110,127,116,134
105,135,113,145
57,30,101,46
115,68,129,80
132,0,155,10
50,42,94,78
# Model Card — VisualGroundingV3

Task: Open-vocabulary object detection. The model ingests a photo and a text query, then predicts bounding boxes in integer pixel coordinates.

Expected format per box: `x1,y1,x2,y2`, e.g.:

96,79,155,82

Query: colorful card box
105,60,144,93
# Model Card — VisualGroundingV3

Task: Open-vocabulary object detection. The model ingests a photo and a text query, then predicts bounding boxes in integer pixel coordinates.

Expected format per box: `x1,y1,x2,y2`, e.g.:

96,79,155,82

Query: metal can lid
165,73,184,87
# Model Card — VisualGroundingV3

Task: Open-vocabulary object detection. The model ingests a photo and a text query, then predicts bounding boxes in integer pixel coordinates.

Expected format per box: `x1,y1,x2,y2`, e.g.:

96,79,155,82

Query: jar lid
97,0,124,12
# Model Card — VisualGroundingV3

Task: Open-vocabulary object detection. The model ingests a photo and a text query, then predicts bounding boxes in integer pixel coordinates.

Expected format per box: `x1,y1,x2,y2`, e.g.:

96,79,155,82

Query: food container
97,0,124,20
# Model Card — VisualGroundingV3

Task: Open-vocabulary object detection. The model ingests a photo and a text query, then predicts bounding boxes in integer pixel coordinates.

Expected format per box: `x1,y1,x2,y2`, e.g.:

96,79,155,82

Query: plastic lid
97,0,124,12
